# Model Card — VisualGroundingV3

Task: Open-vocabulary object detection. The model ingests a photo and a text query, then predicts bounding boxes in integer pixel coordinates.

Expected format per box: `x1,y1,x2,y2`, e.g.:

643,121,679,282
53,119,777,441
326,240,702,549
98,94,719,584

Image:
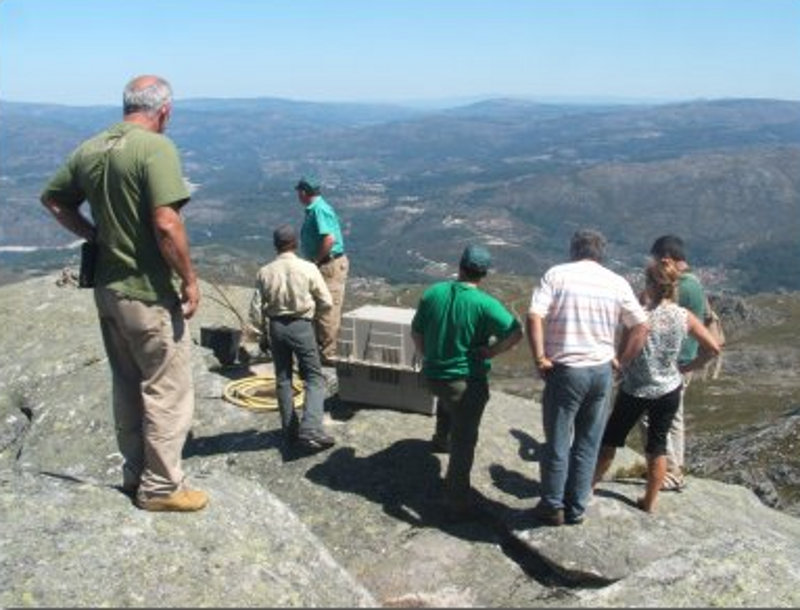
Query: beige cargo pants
95,287,194,497
316,254,349,363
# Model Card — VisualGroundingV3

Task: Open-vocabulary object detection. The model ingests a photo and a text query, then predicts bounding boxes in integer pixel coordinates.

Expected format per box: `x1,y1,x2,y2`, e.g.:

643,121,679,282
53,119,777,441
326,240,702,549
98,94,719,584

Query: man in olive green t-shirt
40,75,207,513
412,245,522,520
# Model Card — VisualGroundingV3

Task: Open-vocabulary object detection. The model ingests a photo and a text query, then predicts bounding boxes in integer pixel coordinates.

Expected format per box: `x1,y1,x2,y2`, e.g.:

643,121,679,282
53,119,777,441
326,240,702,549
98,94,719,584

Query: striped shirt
529,260,647,367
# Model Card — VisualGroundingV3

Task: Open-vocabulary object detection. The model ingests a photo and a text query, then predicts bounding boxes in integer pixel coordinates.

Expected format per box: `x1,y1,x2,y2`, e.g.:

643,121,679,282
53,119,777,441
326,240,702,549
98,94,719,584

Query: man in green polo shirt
40,75,207,513
296,176,348,365
412,245,522,520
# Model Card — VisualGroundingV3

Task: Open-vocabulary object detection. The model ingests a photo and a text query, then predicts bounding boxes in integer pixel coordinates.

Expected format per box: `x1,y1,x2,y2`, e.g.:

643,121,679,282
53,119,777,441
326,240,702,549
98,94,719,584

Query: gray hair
122,76,172,116
570,229,607,262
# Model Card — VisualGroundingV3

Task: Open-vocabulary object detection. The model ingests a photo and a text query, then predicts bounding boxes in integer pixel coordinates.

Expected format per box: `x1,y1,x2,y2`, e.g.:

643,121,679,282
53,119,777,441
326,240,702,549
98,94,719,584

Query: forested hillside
1,97,798,292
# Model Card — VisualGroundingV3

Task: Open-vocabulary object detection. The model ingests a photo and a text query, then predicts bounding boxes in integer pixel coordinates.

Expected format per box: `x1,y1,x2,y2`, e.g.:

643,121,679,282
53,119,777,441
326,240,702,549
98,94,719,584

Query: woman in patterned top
592,258,722,513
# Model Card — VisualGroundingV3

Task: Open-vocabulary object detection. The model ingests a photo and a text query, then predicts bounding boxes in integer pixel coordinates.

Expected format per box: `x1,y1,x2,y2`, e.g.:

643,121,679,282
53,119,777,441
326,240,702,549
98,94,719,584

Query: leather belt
269,315,309,323
318,252,345,265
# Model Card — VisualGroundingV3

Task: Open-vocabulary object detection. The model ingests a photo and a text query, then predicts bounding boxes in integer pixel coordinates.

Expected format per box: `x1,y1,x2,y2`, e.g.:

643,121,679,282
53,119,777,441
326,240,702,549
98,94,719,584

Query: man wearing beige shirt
250,225,335,452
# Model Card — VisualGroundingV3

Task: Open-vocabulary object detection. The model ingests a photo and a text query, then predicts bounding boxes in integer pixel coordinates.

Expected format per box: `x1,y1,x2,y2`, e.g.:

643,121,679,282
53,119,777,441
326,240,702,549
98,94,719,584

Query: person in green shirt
412,245,522,520
645,234,707,492
40,75,207,513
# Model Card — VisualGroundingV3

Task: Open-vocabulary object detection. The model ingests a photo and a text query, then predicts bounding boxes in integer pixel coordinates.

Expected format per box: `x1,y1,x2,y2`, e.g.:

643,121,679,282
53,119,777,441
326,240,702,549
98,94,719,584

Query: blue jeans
540,362,613,519
269,317,326,437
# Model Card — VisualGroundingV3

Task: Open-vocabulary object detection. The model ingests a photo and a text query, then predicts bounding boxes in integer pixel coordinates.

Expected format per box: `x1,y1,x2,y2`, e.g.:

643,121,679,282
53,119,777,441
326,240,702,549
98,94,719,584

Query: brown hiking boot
136,488,209,512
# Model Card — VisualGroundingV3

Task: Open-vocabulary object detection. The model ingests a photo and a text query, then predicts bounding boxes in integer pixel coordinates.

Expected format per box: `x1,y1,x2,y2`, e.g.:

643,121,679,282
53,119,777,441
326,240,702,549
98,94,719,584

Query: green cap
460,245,491,273
295,175,321,194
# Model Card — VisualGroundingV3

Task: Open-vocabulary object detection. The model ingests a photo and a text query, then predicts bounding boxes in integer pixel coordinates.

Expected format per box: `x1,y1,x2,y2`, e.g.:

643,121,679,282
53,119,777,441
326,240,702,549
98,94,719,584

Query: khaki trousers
94,287,194,497
316,254,349,362
665,372,692,472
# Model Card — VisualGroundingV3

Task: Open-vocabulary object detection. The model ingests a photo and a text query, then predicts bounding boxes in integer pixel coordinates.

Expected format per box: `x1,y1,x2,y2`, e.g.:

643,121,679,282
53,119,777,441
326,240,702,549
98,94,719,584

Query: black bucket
200,325,242,365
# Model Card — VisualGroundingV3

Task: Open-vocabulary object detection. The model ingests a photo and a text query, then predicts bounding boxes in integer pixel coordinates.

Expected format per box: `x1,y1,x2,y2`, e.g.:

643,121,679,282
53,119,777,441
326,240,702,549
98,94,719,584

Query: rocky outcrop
709,292,783,342
1,471,374,608
686,291,800,516
690,405,800,515
3,274,800,607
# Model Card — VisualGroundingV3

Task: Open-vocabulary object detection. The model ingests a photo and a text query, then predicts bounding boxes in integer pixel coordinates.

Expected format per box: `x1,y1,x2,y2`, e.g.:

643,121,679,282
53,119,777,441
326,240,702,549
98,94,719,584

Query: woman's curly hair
645,257,680,305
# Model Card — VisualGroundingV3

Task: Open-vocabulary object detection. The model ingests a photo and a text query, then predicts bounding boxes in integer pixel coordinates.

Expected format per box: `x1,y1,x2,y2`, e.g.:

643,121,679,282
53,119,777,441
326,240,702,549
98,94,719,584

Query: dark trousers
603,385,682,456
269,317,326,437
427,377,490,507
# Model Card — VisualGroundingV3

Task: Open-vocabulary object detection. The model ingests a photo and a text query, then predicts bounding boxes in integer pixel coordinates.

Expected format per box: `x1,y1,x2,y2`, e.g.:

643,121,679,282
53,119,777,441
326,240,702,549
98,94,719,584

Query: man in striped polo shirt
527,229,649,526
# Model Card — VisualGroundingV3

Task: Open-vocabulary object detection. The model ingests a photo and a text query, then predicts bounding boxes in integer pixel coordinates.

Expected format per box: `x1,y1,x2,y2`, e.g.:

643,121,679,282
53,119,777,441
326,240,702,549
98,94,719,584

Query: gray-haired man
527,229,649,525
41,75,207,512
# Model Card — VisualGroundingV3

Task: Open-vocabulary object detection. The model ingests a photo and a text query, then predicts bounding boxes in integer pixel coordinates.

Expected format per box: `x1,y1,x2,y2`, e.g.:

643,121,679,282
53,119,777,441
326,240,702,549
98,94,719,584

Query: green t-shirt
412,281,520,380
41,122,190,302
678,271,707,364
300,196,345,261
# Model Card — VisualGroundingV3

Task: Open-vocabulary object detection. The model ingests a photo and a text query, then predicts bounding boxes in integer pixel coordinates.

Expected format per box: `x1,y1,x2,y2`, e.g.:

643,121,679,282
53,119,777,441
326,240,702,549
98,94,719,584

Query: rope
205,278,249,331
202,278,262,342
222,371,305,411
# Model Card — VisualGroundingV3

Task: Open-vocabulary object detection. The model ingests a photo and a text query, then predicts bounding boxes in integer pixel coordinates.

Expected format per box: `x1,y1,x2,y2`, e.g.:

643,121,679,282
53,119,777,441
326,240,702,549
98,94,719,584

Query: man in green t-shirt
40,75,207,513
646,234,707,491
412,245,522,520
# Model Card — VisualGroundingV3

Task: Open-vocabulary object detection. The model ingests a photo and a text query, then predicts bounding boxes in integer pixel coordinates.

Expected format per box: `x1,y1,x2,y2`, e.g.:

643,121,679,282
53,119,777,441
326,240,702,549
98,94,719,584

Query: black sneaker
532,501,565,526
564,512,585,525
297,431,336,452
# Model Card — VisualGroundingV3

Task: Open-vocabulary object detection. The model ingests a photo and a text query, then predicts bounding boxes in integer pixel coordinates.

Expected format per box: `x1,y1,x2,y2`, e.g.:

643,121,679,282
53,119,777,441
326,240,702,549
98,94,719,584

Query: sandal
660,471,686,492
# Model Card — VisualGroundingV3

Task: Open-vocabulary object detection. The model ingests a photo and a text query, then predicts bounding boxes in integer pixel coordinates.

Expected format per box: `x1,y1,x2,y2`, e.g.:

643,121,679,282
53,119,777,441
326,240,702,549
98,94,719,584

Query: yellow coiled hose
222,372,305,411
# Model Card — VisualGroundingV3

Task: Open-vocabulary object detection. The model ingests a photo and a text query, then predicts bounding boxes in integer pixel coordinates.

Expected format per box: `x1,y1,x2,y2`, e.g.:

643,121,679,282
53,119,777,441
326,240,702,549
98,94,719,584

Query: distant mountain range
1,96,798,292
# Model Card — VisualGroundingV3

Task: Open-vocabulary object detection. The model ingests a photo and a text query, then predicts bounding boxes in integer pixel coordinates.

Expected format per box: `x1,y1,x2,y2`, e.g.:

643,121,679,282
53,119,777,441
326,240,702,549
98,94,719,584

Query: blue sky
1,0,799,106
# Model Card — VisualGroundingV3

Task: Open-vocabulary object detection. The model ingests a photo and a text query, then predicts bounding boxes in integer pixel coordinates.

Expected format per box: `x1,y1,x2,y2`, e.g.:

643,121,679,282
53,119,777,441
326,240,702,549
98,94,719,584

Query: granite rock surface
2,274,799,607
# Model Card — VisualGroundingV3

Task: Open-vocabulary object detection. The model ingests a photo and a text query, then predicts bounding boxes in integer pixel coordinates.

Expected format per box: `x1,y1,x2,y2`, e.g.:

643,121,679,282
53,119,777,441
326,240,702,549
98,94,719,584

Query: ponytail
645,258,680,305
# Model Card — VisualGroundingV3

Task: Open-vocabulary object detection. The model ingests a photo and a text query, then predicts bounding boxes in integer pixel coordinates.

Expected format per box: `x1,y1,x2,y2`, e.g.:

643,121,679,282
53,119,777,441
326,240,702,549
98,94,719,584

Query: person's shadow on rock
488,428,544,501
182,428,282,458
510,428,543,463
489,464,541,501
305,439,499,542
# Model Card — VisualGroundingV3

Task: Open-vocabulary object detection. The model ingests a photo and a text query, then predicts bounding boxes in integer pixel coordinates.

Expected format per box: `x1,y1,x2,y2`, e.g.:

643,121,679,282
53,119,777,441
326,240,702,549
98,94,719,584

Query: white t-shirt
529,260,647,367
